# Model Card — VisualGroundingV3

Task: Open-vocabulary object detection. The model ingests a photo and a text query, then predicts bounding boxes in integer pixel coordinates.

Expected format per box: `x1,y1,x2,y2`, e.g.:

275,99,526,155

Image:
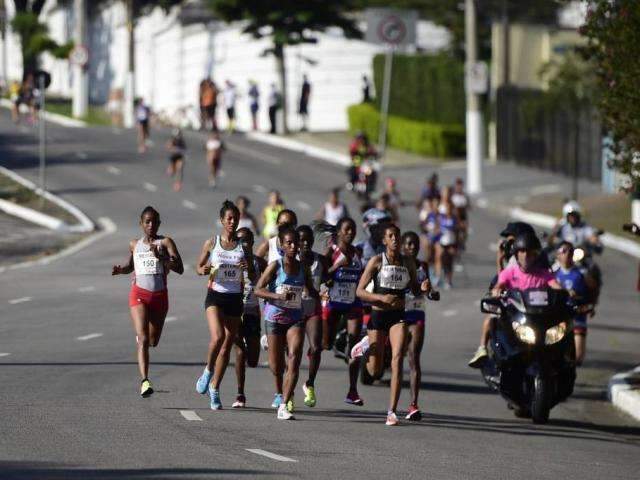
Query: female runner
297,225,328,407
320,218,365,406
232,227,267,408
195,200,256,409
351,224,430,426
112,206,184,397
401,231,435,421
256,209,298,263
254,226,319,420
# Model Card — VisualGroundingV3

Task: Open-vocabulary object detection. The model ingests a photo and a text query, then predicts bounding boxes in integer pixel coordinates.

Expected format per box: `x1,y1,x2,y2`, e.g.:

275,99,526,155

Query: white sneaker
385,411,399,426
277,403,294,420
350,336,370,359
260,334,269,351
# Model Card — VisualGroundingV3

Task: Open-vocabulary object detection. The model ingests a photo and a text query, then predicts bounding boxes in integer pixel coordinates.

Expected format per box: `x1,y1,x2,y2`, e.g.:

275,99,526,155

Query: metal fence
496,86,602,181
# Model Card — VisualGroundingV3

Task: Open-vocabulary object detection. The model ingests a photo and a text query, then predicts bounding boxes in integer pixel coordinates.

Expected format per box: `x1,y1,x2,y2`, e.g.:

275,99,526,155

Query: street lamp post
465,0,484,195
72,0,89,118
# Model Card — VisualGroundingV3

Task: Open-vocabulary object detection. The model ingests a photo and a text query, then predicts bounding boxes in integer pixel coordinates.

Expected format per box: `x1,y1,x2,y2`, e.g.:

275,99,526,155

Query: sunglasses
557,248,570,254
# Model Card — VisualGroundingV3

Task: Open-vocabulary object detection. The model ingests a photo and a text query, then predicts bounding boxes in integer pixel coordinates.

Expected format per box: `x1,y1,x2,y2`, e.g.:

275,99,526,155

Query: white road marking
252,184,267,194
143,182,158,192
530,184,561,196
180,410,202,421
166,316,178,323
78,286,95,293
107,166,121,175
227,143,282,165
76,152,88,160
246,449,297,463
442,309,458,317
488,242,499,252
9,297,31,305
77,333,103,341
296,201,311,211
475,197,488,209
182,200,198,210
0,353,11,357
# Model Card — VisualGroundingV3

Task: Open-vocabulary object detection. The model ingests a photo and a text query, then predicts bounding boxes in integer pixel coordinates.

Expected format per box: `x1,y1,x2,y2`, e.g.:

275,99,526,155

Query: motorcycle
478,288,589,424
346,154,380,200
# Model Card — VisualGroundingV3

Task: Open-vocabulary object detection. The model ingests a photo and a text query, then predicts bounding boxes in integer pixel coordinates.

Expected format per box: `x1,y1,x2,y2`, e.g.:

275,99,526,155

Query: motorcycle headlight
545,322,567,345
512,321,536,344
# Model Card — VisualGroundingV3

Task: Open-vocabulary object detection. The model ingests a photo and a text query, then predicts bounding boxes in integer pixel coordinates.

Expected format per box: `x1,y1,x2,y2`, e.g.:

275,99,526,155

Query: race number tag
330,282,356,304
214,264,241,284
405,295,425,311
379,265,409,290
528,290,548,306
275,284,303,309
134,251,161,275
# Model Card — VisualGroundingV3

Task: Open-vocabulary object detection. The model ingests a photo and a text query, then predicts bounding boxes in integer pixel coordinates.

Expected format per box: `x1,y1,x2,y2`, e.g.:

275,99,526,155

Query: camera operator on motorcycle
347,131,377,191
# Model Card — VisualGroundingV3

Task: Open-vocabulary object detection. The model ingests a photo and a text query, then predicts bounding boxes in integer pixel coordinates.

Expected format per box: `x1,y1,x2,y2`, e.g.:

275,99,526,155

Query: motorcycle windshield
505,288,570,316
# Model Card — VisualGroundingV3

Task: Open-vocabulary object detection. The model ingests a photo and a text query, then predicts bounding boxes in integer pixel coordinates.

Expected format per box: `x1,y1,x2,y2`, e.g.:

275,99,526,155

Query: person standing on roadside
248,80,260,131
299,74,311,132
135,98,151,153
199,78,217,131
362,75,371,103
268,83,281,134
223,80,237,133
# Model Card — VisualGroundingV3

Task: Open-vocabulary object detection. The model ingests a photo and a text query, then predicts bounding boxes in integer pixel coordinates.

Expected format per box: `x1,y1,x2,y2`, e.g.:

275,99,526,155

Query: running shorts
241,312,261,338
368,309,404,333
573,315,587,335
204,290,243,317
129,285,168,315
404,310,426,326
265,319,305,336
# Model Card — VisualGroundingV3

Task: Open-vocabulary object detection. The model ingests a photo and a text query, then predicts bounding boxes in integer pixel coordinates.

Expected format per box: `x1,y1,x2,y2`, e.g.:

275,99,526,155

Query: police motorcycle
347,133,380,200
479,288,589,424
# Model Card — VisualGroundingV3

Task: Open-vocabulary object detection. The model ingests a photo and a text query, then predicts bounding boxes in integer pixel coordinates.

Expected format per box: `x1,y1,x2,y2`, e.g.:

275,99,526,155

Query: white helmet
562,201,581,217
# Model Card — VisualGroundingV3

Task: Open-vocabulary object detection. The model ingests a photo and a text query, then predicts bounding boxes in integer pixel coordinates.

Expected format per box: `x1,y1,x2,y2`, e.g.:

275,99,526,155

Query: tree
581,0,640,195
208,0,362,133
10,0,73,77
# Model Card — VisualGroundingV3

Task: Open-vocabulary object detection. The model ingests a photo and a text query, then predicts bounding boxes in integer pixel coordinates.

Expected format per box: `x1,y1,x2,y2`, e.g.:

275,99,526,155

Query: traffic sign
466,61,488,94
69,45,89,67
365,8,417,47
34,70,51,90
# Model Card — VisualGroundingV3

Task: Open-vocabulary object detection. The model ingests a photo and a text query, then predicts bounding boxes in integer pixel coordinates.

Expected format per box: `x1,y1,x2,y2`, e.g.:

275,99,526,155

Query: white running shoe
350,336,370,359
385,411,399,426
277,404,294,420
260,334,269,351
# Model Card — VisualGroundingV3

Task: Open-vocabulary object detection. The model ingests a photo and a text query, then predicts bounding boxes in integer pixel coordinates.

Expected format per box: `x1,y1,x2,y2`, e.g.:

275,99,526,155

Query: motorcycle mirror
480,297,502,315
572,248,585,263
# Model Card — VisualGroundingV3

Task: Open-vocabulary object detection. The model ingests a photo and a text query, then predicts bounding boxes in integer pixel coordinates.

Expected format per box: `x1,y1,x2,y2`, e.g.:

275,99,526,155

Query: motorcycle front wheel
531,375,551,424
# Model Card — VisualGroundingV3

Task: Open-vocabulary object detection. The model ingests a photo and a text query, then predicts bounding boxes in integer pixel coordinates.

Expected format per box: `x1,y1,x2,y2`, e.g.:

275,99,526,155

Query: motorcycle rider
348,132,377,190
550,201,602,251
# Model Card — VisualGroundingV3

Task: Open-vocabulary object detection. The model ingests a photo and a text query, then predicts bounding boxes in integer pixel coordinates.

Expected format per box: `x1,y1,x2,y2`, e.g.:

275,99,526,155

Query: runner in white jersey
236,195,259,234
316,189,349,226
231,227,267,408
112,206,184,397
195,201,256,410
297,225,328,408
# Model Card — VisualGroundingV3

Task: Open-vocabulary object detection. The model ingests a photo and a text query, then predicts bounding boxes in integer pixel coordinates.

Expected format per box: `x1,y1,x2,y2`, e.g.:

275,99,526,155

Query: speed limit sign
365,8,417,46
69,45,89,67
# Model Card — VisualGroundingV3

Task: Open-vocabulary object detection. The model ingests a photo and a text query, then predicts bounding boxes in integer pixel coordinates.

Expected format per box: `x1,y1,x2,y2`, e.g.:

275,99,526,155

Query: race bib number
275,284,303,309
330,282,356,304
405,295,425,312
380,266,409,290
214,264,241,284
134,251,162,275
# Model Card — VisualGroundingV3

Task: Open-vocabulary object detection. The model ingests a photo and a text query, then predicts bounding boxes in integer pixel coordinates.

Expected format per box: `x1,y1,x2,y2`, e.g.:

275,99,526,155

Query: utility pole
377,46,394,161
72,0,88,118
123,0,135,128
465,0,483,195
0,0,7,88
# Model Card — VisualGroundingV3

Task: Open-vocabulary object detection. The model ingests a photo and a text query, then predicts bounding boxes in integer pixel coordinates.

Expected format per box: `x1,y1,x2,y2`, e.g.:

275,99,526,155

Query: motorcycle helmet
562,201,582,217
514,232,542,252
500,221,535,238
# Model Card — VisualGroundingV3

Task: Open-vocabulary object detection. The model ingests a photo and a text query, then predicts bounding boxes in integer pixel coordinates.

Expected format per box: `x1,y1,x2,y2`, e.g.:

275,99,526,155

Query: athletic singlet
132,237,167,292
451,192,468,209
262,205,283,238
238,217,254,232
267,236,283,264
328,245,363,306
206,139,221,151
208,236,245,294
268,259,305,312
301,252,323,301
373,253,410,298
243,257,261,311
324,202,346,226
439,214,457,246
405,263,427,312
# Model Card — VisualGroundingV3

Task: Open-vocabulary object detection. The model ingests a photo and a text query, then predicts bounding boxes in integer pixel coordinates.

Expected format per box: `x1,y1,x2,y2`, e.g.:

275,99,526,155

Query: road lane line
166,316,178,322
180,410,202,421
107,166,121,175
246,449,297,463
442,309,458,317
78,286,95,292
227,143,282,165
0,353,11,357
77,333,103,341
143,182,158,192
296,201,311,211
182,200,198,210
252,184,267,194
9,297,32,305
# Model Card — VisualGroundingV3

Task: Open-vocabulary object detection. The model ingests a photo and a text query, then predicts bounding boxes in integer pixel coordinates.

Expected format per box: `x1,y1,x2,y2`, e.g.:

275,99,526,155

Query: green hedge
373,53,465,124
347,103,465,158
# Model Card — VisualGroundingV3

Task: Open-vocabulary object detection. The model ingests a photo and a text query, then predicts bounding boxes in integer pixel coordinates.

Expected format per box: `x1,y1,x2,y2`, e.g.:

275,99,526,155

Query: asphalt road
1,111,639,480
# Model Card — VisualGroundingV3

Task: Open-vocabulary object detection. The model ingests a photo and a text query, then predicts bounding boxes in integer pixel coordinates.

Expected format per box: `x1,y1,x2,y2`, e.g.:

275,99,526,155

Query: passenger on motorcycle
554,241,596,366
348,132,377,189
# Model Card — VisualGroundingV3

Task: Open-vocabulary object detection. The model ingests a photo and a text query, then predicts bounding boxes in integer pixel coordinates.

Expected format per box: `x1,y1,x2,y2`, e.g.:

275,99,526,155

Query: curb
477,201,640,259
608,366,640,422
246,132,350,166
0,165,94,233
0,98,88,128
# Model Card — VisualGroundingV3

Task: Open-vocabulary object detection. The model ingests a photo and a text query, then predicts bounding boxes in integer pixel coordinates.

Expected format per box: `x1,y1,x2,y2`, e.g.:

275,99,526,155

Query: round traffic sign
69,45,89,67
377,15,407,45
34,70,51,89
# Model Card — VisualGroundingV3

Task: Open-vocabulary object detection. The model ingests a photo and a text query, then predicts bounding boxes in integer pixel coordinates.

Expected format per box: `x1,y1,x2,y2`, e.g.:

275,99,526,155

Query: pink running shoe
405,404,422,421
344,390,364,406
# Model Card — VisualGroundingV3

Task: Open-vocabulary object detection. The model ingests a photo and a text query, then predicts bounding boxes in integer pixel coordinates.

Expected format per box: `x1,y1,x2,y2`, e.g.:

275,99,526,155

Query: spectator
299,74,311,131
362,75,371,103
248,80,260,131
199,78,217,131
134,97,151,153
223,80,237,133
268,83,281,134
